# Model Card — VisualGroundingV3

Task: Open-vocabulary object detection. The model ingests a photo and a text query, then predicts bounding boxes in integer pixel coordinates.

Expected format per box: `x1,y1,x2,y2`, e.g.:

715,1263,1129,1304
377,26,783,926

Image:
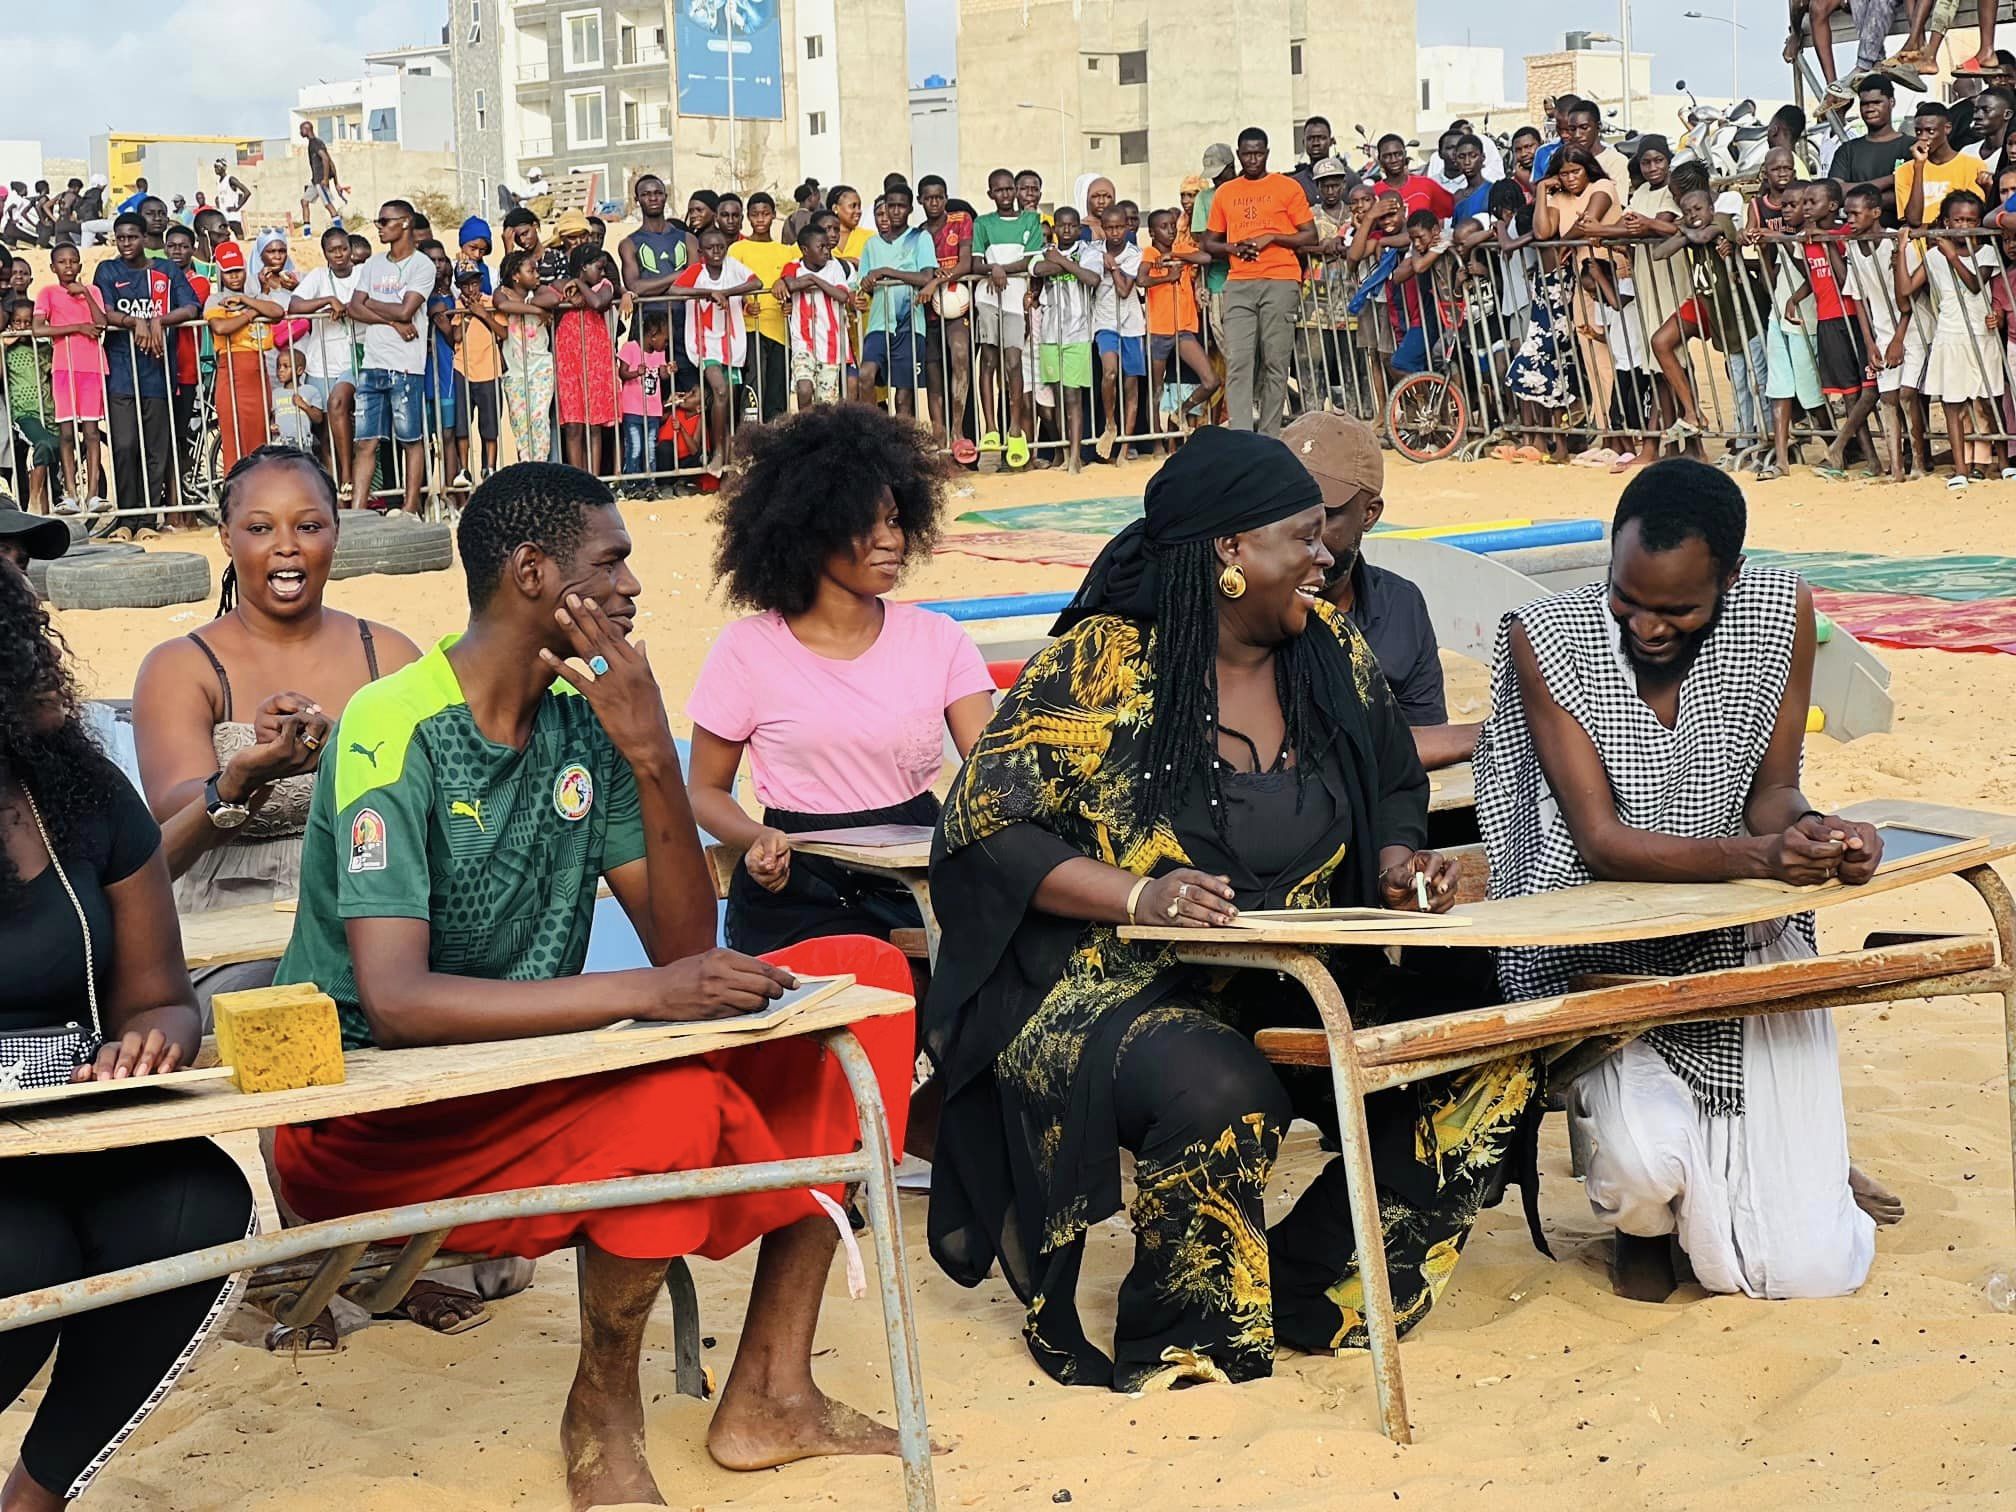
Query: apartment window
1420,79,1430,110
468,0,481,44
1290,43,1303,75
1088,136,1103,151
806,33,824,60
808,110,828,136
368,107,399,143
1086,55,1099,71
563,8,604,71
1118,50,1146,85
566,86,607,147
474,88,488,129
1119,130,1148,165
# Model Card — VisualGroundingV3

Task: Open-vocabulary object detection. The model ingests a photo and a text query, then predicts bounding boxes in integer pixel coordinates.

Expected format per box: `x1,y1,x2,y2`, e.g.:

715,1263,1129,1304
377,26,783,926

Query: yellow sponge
211,983,346,1094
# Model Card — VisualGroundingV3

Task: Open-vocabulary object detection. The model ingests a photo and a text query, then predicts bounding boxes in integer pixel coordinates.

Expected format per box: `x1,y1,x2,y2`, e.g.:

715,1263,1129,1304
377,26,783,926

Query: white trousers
1566,935,1876,1298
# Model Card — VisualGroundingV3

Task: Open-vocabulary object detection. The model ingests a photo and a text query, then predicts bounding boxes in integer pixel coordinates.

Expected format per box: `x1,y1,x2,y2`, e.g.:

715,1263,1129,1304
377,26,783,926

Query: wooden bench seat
1254,933,1998,1089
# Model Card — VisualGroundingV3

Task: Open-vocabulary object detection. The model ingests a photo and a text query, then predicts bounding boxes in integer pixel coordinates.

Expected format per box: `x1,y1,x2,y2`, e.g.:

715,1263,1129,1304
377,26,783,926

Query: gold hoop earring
1218,564,1247,600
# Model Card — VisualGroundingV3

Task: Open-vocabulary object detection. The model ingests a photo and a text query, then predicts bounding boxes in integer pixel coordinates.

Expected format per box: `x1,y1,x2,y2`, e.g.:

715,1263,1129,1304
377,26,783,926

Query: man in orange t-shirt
1201,126,1315,434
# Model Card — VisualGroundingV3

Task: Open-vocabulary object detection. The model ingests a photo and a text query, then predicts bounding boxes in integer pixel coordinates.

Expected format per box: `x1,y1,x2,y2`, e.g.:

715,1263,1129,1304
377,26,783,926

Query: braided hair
214,444,340,616
1135,538,1328,839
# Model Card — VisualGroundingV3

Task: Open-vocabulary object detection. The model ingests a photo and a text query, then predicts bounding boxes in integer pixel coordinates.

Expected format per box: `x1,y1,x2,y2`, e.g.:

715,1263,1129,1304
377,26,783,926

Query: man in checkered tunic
1475,459,1901,1303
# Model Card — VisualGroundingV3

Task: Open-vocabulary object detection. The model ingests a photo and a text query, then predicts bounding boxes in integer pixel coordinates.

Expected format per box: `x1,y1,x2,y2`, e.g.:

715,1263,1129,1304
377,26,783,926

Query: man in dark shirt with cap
0,501,70,574
1281,410,1480,769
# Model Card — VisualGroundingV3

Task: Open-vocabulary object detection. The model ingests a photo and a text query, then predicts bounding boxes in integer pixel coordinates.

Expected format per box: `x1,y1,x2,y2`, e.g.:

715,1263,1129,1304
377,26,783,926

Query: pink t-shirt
687,601,995,814
34,283,107,376
617,339,667,418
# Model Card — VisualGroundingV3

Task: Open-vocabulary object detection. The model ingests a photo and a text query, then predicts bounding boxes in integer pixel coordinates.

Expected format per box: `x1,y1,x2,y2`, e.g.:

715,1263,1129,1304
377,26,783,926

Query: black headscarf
1051,426,1325,633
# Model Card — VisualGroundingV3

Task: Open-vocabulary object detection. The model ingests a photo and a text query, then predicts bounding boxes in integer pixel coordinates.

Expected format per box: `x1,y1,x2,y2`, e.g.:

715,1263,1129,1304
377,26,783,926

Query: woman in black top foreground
0,559,254,1509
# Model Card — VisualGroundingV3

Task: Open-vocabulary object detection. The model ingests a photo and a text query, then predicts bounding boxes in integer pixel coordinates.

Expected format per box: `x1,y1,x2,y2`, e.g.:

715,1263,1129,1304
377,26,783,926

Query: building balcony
619,42,668,67
517,60,551,88
522,137,553,158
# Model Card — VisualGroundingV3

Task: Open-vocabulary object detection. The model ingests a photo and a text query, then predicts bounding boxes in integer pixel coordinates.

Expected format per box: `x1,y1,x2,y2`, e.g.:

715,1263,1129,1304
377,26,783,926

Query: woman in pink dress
550,243,619,474
31,243,108,508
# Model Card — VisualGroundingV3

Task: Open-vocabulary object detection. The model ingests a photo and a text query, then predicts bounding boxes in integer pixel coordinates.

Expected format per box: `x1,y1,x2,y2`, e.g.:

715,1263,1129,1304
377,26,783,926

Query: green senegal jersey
278,636,647,1048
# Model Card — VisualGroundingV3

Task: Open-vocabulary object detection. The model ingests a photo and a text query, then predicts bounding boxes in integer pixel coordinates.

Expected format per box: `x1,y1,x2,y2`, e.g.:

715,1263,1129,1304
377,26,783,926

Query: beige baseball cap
1280,412,1384,507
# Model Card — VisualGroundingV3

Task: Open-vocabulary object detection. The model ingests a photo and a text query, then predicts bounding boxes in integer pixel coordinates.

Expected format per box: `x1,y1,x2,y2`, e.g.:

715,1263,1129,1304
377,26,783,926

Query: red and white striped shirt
675,257,754,368
781,258,852,364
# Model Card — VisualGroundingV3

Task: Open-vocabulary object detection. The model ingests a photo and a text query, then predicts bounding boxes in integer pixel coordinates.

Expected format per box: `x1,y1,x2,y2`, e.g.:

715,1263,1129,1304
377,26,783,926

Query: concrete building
1416,45,1524,145
955,0,1415,212
910,76,958,195
292,43,457,155
1524,34,1654,132
449,0,908,220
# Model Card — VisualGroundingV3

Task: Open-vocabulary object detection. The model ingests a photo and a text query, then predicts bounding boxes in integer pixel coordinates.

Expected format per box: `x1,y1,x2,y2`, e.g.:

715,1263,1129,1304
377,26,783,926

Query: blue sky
5,1,1805,160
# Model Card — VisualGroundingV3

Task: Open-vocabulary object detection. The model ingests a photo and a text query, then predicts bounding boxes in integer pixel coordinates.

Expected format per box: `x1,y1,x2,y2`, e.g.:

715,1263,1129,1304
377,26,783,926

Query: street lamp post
1584,32,1630,133
1017,95,1072,204
1682,7,1748,106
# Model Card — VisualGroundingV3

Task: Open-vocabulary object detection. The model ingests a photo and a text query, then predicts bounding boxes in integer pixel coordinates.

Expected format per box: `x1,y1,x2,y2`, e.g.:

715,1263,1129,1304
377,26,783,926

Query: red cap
214,241,247,272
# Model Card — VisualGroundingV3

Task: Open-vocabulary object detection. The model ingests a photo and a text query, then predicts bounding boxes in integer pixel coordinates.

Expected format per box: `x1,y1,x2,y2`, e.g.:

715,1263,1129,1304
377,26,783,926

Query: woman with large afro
685,401,997,956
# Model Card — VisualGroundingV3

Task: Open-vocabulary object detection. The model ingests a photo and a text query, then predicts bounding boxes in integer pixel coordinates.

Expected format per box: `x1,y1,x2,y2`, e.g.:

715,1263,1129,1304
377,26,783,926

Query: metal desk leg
827,1029,938,1512
1275,950,1414,1445
666,1257,705,1399
346,1229,451,1314
902,874,939,972
1960,864,2016,1243
273,1241,370,1329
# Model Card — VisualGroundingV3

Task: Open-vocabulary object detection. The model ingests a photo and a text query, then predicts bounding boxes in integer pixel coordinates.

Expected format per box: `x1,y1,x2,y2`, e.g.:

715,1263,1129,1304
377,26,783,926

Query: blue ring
588,655,610,676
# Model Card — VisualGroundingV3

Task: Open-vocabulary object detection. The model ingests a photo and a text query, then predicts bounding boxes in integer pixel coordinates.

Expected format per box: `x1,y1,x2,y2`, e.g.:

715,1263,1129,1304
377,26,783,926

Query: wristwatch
203,769,252,831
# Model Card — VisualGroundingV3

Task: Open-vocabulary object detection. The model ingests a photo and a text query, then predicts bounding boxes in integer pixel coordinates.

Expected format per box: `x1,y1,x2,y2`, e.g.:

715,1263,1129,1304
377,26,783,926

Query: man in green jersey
274,462,916,1508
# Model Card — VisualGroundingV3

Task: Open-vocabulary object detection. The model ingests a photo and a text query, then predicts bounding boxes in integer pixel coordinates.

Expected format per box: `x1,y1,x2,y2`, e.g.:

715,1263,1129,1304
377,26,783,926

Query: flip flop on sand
1005,433,1032,469
952,437,979,465
265,1307,340,1354
348,1278,489,1336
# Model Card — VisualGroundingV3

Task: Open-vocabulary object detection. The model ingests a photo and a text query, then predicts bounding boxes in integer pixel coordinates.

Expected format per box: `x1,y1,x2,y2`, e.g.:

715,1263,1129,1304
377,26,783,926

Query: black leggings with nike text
0,1139,253,1499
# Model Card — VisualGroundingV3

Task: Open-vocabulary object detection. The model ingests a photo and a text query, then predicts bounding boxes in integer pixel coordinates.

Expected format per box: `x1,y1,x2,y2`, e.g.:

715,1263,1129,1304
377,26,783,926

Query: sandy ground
11,457,2016,1511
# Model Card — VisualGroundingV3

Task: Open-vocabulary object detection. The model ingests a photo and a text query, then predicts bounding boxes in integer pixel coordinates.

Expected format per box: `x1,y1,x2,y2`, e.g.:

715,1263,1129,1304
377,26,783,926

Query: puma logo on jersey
450,799,485,832
350,740,384,767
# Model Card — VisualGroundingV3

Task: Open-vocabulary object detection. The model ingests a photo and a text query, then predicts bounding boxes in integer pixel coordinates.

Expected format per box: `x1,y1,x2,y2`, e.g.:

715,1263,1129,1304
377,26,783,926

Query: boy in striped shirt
772,222,852,409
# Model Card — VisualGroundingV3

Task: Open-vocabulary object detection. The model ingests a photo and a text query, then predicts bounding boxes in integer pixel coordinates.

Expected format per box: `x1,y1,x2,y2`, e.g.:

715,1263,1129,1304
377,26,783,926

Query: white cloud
6,0,443,157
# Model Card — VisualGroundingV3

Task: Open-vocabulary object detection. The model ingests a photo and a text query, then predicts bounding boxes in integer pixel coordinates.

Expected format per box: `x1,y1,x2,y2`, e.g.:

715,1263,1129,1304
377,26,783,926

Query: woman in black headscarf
924,426,1539,1393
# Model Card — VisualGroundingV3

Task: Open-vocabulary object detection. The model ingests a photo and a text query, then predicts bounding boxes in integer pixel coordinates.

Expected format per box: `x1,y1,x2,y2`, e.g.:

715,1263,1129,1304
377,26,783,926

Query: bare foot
562,1377,665,1511
1850,1165,1906,1226
707,1384,904,1472
1610,1232,1679,1302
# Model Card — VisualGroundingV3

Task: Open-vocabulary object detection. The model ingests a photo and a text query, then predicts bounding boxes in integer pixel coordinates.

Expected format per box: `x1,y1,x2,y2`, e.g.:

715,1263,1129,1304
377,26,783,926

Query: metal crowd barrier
13,222,2009,523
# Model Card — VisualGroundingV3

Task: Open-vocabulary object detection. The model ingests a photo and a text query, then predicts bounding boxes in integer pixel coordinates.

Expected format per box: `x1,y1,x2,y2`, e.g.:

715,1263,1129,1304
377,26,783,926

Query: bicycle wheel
1386,372,1468,464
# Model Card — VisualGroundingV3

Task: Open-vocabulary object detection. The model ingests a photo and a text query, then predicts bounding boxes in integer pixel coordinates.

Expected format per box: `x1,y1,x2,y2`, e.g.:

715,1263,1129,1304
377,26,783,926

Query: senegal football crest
349,808,388,872
553,762,595,822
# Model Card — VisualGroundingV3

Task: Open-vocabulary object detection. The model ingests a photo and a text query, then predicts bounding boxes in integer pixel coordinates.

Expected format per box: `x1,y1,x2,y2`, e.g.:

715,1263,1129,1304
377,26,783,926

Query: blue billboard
674,0,784,121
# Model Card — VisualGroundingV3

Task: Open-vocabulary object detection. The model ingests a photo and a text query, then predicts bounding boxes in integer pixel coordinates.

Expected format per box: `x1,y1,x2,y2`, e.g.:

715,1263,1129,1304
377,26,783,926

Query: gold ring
301,732,322,750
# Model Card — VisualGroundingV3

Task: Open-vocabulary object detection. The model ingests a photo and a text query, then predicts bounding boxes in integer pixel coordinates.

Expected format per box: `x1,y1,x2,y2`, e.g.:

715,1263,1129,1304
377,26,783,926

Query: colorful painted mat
1750,550,2016,603
956,496,1145,534
1811,589,2016,655
937,530,1110,568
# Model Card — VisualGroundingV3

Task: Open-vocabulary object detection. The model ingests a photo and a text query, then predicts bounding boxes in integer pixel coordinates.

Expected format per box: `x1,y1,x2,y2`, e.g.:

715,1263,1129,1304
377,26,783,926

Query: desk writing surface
792,834,934,872
1428,762,1475,814
1123,800,2016,951
0,984,913,1160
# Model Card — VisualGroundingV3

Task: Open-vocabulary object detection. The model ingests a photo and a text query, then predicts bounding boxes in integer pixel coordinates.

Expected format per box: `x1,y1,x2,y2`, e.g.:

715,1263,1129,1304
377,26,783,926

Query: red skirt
273,937,915,1262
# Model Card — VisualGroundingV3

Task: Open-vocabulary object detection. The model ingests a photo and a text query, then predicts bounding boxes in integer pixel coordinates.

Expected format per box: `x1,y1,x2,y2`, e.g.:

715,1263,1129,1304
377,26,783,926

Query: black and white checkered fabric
1473,568,1815,1118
